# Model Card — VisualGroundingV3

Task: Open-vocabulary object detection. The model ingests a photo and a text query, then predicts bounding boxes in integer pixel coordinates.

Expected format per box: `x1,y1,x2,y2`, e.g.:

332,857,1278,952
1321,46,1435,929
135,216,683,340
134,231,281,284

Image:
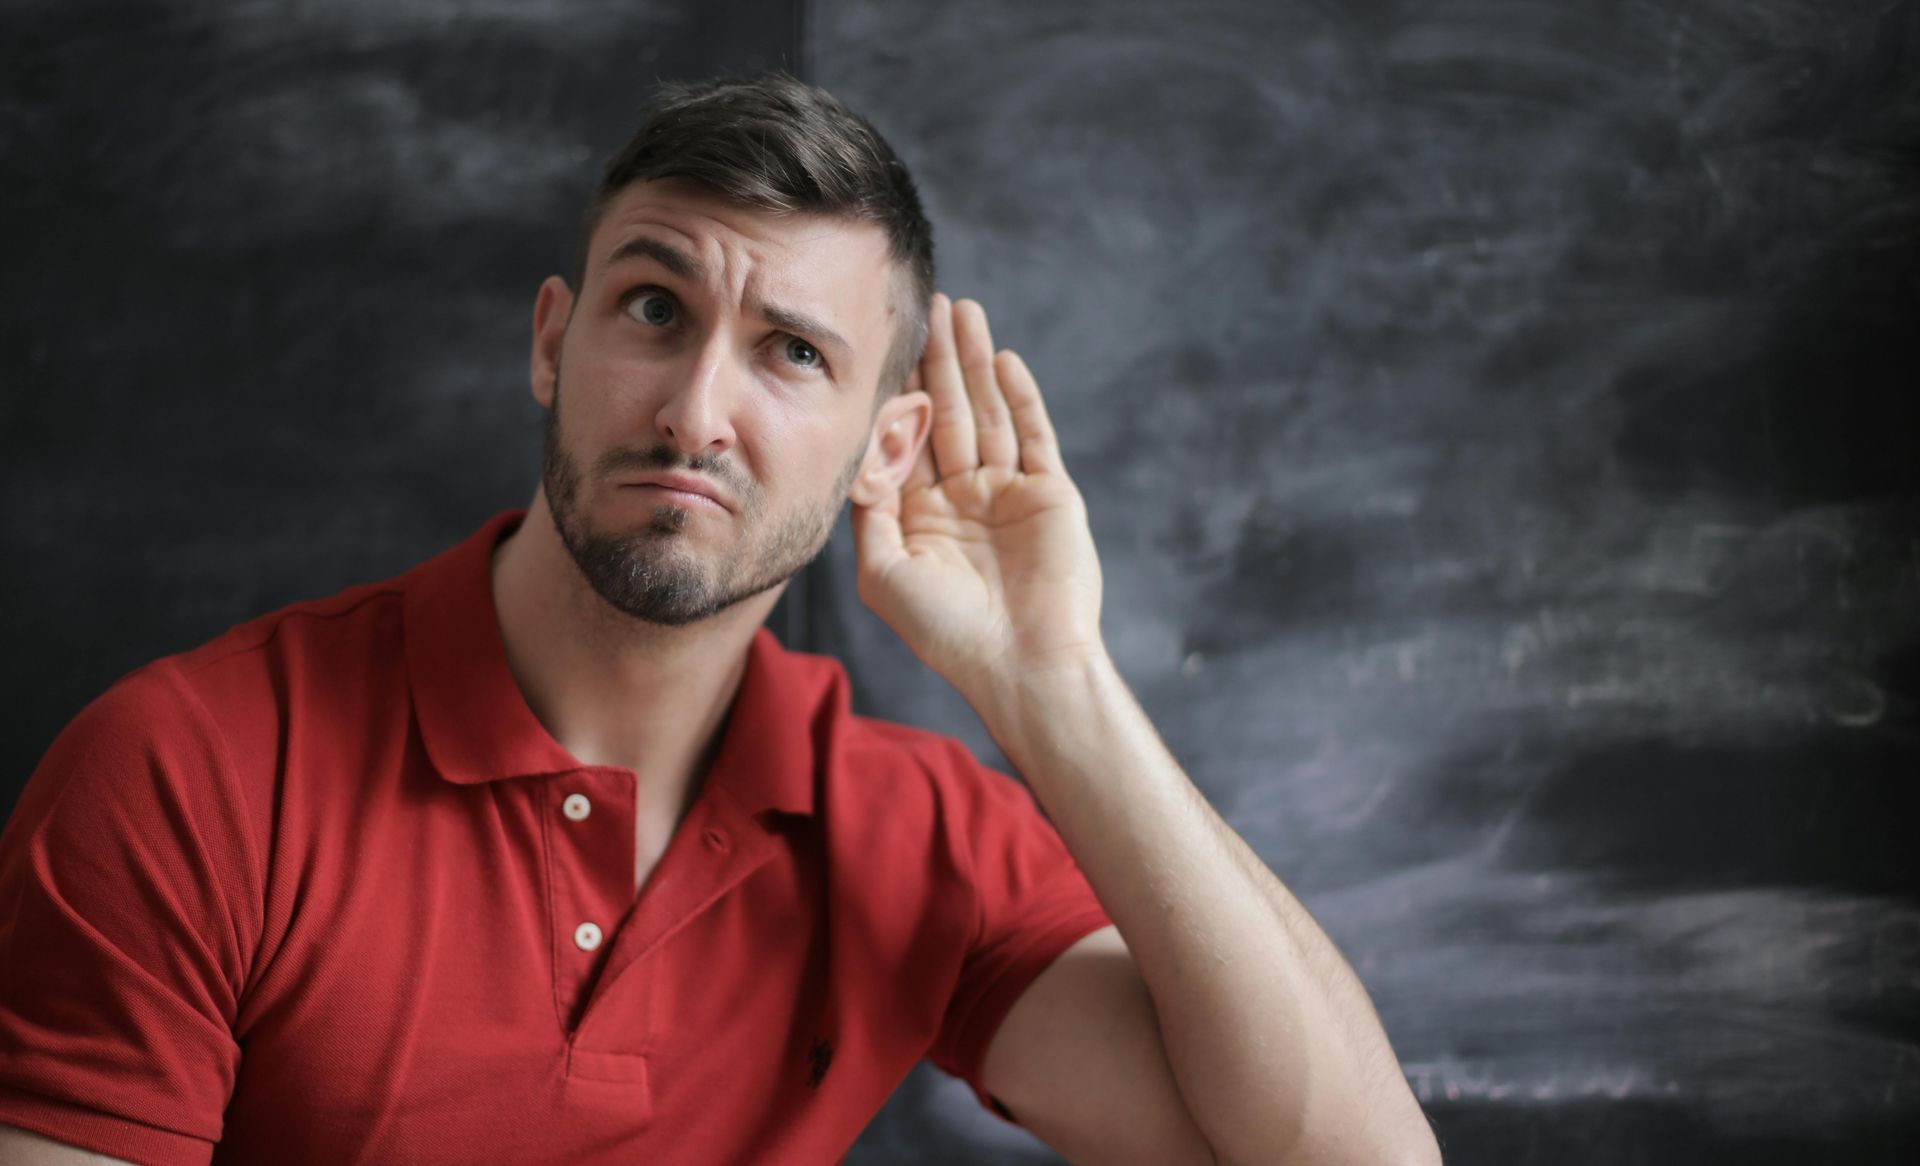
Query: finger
921,293,977,478
850,496,907,589
953,299,1018,472
993,349,1066,476
903,432,939,494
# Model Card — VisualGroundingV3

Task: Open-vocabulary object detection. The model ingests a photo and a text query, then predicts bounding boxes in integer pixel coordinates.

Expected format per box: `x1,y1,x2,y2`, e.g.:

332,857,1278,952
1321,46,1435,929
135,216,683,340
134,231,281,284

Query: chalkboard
804,1,1920,1163
1,0,799,791
5,1,1918,1163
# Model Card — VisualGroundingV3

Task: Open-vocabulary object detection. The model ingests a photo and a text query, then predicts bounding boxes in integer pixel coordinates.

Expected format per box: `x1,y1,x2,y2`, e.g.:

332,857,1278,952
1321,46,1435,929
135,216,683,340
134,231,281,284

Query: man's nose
652,332,739,457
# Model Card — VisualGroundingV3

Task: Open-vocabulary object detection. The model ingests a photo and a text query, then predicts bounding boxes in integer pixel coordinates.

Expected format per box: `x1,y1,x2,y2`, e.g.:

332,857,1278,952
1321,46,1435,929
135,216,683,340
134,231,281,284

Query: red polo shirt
0,510,1113,1164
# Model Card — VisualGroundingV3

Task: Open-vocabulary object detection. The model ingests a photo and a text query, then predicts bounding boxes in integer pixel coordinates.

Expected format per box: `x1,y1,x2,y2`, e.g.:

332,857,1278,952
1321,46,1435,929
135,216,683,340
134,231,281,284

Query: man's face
533,180,907,626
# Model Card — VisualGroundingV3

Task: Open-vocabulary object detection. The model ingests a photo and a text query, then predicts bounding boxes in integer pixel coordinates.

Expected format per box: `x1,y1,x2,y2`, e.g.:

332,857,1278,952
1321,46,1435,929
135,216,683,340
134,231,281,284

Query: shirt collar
402,509,824,819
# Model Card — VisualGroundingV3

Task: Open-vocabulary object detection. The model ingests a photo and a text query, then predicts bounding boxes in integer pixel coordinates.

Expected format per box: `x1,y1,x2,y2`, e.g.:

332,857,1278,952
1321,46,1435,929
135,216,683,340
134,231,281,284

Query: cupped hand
850,293,1106,695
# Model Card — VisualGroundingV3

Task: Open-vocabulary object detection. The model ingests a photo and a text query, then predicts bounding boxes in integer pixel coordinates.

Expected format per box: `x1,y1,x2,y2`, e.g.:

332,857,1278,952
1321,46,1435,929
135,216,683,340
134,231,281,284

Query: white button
574,922,603,952
562,793,592,821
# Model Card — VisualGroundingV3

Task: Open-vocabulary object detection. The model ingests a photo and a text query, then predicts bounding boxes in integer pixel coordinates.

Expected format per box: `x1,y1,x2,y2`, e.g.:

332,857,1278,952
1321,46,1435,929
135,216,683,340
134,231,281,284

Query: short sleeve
924,745,1113,1125
0,664,258,1165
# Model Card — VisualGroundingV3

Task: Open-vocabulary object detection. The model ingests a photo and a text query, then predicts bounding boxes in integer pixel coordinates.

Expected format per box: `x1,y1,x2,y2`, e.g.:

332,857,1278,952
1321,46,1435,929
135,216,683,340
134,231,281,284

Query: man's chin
586,563,727,626
593,497,697,539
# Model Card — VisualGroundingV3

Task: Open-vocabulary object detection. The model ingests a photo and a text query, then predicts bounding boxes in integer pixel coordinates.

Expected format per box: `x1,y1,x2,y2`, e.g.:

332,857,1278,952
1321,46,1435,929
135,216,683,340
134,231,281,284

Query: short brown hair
578,72,935,401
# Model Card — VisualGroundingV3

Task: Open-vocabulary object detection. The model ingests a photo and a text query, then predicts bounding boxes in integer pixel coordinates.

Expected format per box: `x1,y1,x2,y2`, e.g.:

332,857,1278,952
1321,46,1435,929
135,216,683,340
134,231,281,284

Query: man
0,75,1440,1165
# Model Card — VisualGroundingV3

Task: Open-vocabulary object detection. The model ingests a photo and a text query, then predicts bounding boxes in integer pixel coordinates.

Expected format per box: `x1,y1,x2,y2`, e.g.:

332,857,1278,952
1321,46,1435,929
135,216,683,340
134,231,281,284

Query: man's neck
488,498,780,830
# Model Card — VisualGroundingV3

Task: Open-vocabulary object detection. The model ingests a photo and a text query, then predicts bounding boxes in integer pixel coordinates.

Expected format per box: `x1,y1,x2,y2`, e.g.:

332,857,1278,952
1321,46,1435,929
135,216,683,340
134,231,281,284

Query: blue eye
626,292,676,327
784,337,822,369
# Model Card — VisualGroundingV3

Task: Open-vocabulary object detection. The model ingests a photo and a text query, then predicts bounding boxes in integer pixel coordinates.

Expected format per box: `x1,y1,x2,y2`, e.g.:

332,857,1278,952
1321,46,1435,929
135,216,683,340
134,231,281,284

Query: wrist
961,638,1114,706
965,644,1135,772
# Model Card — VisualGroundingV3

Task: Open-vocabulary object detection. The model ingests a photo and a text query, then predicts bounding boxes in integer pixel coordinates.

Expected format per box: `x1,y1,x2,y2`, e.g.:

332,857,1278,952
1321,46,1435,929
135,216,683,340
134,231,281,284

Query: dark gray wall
808,1,1920,1163
1,0,799,802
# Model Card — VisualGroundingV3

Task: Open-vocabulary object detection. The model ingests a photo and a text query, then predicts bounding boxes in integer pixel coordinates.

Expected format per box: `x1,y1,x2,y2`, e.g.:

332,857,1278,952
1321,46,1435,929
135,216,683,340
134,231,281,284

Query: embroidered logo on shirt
806,1036,835,1088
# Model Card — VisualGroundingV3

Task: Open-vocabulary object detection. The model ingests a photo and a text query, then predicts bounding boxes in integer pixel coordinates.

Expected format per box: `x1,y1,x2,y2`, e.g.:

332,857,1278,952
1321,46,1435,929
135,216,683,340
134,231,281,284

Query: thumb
849,499,907,590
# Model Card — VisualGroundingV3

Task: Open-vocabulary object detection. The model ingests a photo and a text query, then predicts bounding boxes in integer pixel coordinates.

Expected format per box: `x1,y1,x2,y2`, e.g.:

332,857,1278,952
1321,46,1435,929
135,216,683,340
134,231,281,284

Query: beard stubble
540,363,868,627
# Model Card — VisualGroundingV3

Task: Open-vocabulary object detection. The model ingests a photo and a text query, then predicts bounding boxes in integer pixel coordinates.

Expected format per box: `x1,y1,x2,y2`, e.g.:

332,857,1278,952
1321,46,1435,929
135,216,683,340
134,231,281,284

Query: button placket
572,790,779,1042
547,770,637,1030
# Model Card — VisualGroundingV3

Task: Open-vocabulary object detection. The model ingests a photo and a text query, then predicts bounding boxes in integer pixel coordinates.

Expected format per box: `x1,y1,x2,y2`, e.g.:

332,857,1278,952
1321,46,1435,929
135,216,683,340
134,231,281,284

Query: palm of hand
851,294,1106,691
873,464,1101,680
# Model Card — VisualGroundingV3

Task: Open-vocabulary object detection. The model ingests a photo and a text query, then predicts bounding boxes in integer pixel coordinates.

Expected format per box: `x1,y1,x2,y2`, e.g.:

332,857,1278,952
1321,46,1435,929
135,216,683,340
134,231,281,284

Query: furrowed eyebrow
756,301,851,365
603,234,855,367
603,237,702,282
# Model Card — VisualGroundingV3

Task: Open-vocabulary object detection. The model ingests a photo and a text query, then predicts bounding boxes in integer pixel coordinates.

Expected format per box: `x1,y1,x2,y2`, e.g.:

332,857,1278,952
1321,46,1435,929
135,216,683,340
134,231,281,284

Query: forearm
965,651,1439,1166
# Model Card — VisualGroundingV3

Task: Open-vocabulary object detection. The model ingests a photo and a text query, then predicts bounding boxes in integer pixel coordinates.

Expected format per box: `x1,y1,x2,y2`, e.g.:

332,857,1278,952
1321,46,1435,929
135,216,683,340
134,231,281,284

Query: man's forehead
590,181,891,280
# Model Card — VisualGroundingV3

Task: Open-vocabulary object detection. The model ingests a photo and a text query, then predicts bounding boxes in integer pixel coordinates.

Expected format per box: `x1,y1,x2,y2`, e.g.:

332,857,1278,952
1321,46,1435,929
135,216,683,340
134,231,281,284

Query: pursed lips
618,472,731,512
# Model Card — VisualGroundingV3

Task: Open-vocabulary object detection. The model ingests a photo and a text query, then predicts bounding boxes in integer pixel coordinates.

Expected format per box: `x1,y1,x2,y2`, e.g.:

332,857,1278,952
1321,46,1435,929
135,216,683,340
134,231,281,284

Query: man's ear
847,384,933,507
530,275,574,409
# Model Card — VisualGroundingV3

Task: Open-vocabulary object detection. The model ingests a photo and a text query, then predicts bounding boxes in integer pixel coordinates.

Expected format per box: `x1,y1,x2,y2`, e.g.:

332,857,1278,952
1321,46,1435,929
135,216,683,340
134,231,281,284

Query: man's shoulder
759,639,981,771
175,575,407,677
48,569,421,800
775,653,1062,908
840,708,981,775
14,573,407,847
155,573,411,714
762,641,1026,813
93,514,509,720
